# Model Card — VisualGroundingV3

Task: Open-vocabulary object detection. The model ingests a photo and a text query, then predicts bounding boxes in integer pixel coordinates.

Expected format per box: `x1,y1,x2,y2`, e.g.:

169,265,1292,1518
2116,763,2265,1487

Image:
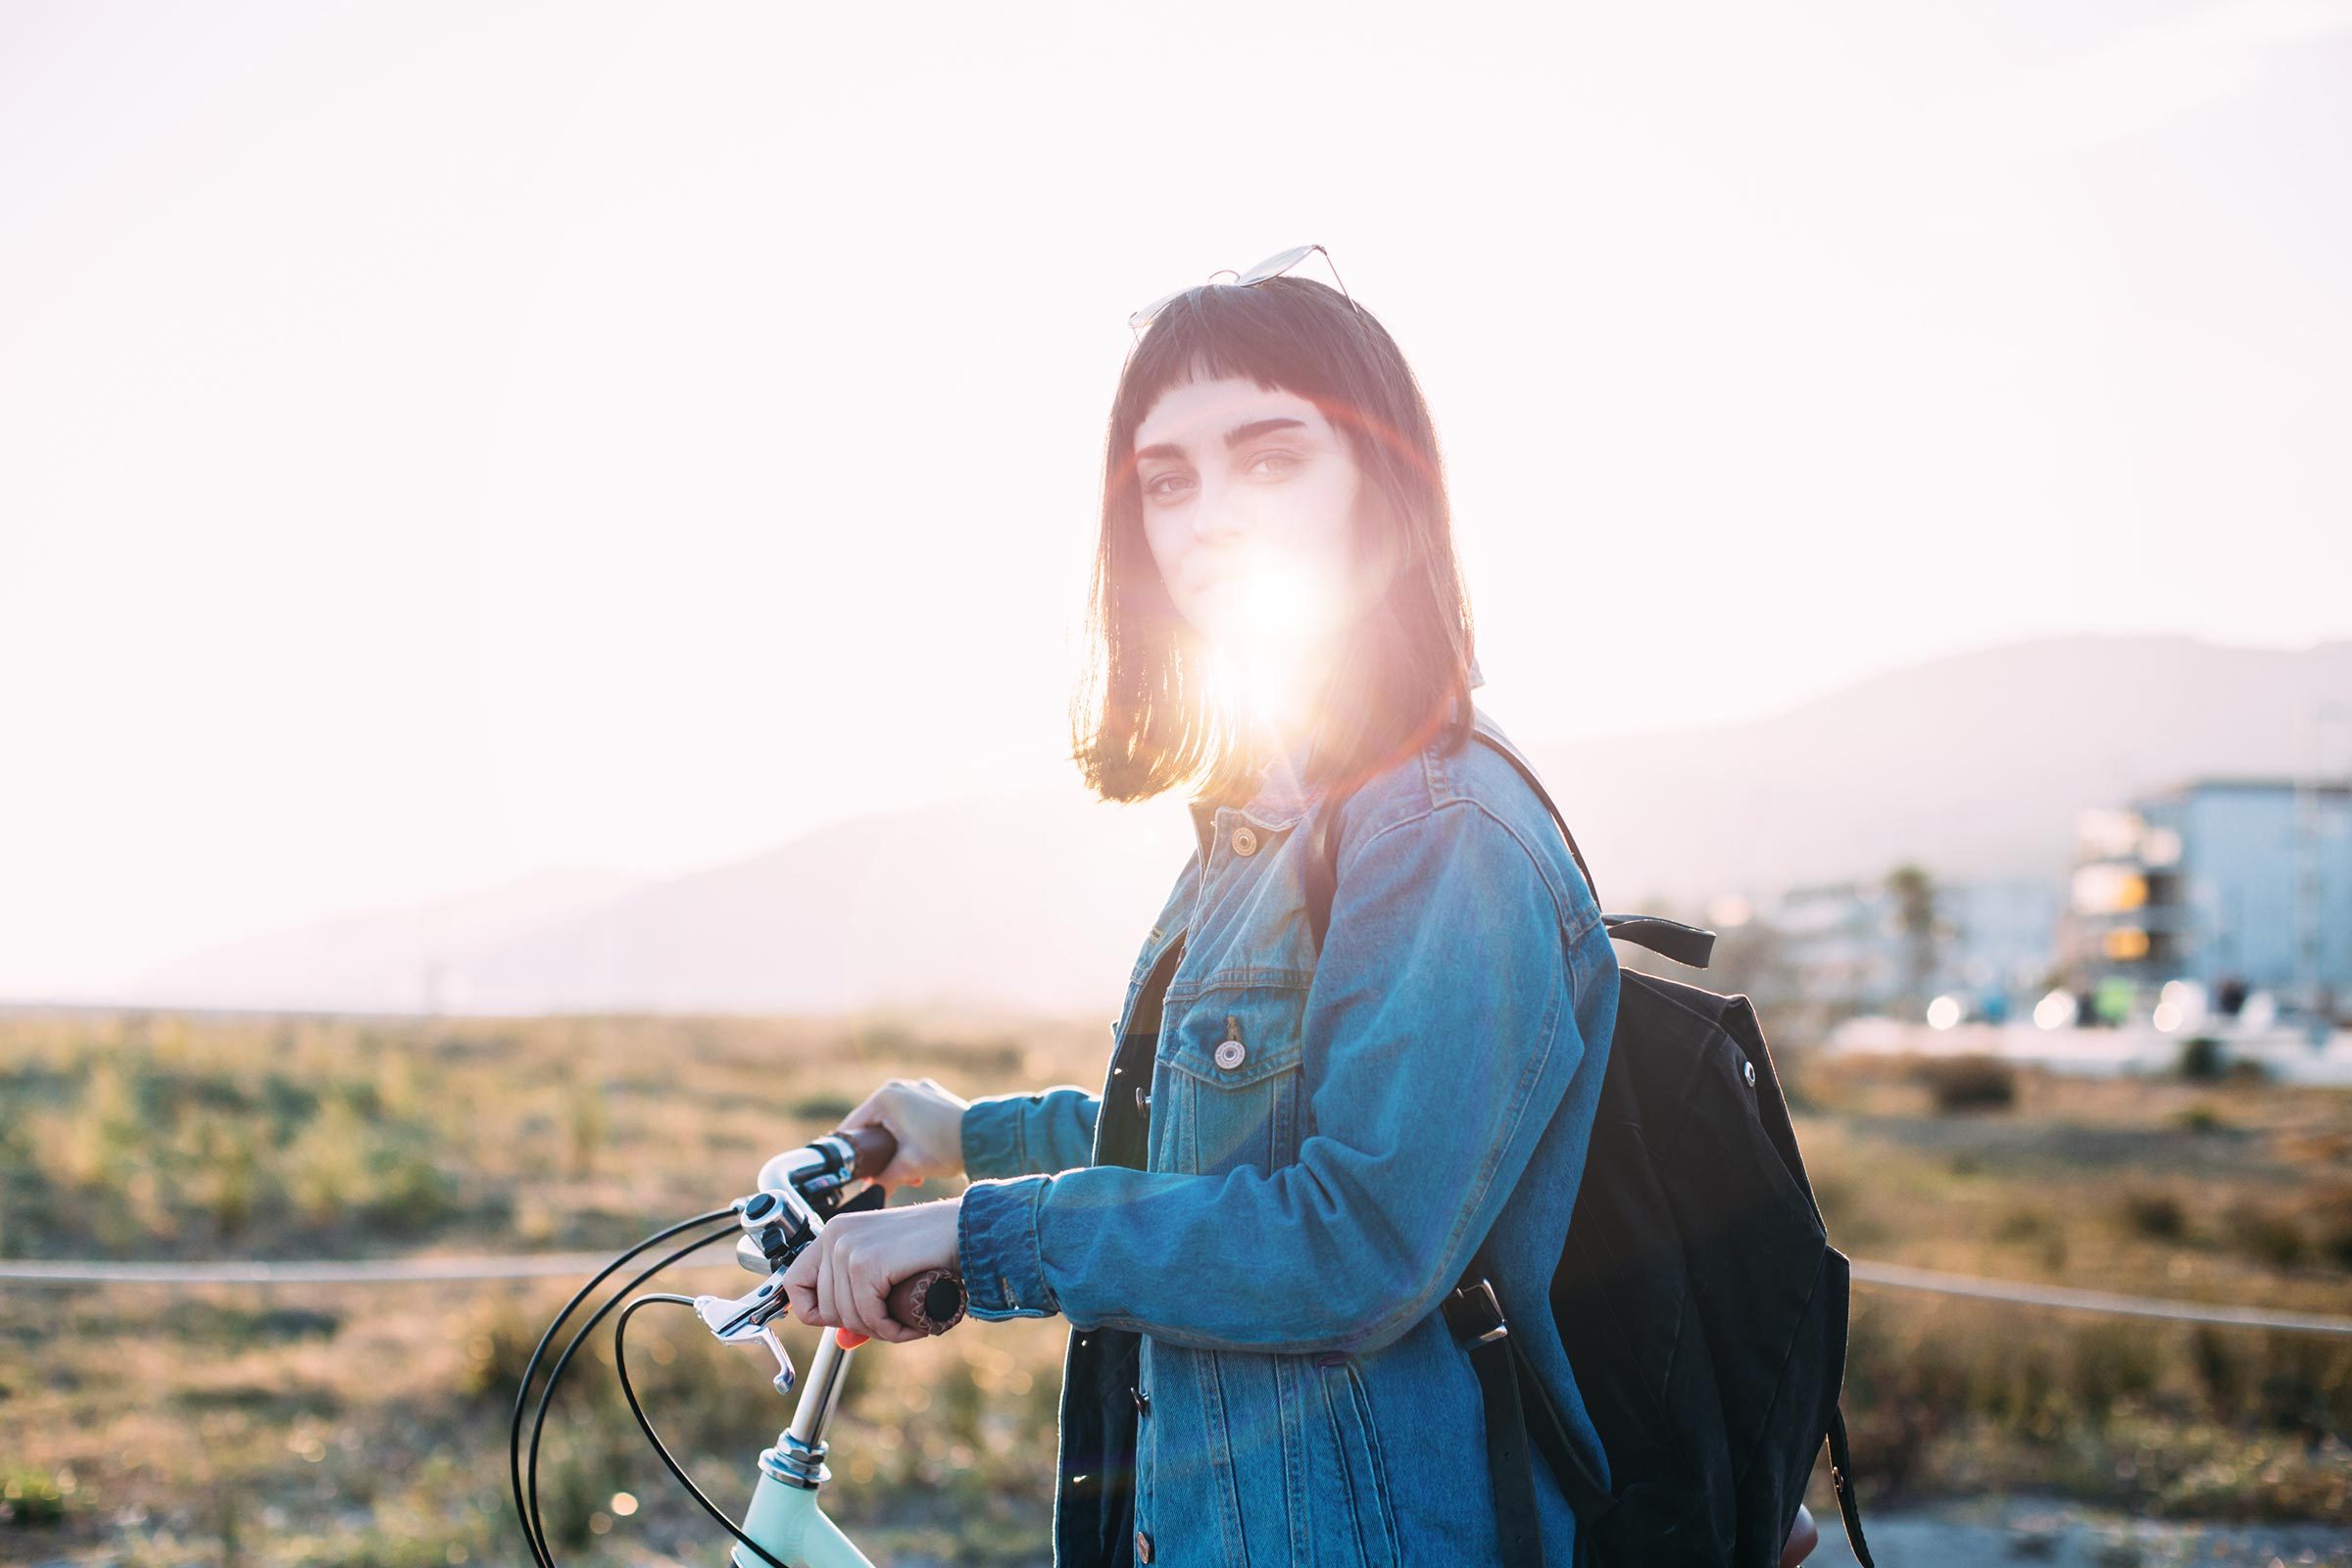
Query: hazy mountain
433,790,1200,1018
127,867,652,1015
1533,633,2352,911
123,634,2349,1016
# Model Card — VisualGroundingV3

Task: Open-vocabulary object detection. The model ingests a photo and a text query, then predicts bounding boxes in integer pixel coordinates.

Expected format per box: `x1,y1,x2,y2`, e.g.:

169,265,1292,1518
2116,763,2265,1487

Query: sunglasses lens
1130,246,1331,331
1236,244,1318,285
1129,287,1189,330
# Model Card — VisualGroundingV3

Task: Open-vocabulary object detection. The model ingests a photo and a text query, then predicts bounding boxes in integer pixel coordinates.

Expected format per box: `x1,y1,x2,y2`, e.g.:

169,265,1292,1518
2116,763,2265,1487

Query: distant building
1769,875,2063,1022
2064,777,2352,1017
1772,880,1900,1017
1935,878,2069,1020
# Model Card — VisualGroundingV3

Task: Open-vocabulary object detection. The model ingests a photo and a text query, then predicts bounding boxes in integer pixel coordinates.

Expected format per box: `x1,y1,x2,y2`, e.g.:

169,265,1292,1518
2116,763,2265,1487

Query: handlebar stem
775,1328,858,1484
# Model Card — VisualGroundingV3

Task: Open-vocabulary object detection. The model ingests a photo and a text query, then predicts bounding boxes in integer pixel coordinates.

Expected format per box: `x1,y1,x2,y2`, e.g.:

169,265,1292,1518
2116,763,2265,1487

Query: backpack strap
1460,735,1719,967
1442,1241,1615,1565
1304,729,1597,952
1461,726,1602,909
1443,1249,1547,1568
1826,1403,1878,1568
1303,730,1719,969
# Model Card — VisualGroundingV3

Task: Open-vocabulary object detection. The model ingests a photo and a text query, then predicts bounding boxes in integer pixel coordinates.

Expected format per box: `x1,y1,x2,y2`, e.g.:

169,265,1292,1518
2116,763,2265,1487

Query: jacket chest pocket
1154,986,1307,1178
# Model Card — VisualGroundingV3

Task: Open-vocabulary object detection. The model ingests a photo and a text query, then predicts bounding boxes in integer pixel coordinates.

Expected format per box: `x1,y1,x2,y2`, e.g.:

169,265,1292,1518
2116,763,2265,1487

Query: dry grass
1791,1051,2352,1525
1,1010,2348,1564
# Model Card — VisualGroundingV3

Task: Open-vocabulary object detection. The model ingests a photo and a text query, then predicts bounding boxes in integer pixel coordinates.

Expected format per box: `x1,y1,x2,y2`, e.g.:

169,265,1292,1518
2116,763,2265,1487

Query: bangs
1111,279,1371,458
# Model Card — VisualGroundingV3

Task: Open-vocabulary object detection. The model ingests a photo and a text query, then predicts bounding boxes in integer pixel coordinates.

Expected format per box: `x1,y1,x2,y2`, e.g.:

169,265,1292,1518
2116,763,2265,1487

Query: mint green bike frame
698,1138,903,1568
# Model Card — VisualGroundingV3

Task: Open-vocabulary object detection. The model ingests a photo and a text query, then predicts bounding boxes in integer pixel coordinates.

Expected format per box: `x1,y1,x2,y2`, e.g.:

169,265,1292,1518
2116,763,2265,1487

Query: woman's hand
836,1076,970,1188
1779,1503,1818,1567
780,1194,964,1344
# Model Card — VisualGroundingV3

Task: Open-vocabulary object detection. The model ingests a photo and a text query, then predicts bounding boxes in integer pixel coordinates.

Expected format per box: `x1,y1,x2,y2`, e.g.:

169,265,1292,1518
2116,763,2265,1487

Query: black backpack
1302,727,1877,1568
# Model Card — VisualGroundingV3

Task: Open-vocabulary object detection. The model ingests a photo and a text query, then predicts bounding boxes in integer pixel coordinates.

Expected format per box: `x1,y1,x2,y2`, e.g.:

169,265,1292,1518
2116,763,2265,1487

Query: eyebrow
1135,416,1309,466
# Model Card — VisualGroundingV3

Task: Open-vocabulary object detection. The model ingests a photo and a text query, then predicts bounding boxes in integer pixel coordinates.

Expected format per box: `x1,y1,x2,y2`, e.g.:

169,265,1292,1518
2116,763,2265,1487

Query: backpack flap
1586,972,1860,1568
1551,976,1742,1565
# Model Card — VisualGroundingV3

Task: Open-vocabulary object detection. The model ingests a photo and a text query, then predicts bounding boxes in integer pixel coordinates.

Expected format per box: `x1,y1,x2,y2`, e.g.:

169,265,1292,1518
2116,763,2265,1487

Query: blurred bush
1910,1054,2018,1113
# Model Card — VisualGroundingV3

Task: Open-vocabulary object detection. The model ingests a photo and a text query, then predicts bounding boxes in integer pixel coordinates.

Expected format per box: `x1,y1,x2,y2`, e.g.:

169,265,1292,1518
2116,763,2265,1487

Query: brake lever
695,1272,799,1395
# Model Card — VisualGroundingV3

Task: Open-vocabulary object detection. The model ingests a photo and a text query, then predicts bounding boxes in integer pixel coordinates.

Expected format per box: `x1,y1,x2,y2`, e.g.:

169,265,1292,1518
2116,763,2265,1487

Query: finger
841,1240,901,1343
857,1252,921,1344
856,1239,912,1342
834,1238,882,1340
841,1245,894,1341
821,1235,856,1334
840,1087,919,1183
782,1244,821,1326
836,1081,894,1132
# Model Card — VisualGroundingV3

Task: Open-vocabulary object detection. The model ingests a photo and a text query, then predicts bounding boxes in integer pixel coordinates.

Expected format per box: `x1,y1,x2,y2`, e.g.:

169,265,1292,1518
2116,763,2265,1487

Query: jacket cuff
959,1095,1031,1182
956,1175,1057,1319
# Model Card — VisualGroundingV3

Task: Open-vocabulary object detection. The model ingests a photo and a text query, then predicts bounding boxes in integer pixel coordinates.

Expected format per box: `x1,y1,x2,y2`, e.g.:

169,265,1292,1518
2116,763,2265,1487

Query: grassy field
1,1007,2348,1565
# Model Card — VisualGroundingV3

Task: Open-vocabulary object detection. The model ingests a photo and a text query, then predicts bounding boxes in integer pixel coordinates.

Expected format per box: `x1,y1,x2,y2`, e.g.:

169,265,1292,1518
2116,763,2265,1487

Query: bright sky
3,0,2347,996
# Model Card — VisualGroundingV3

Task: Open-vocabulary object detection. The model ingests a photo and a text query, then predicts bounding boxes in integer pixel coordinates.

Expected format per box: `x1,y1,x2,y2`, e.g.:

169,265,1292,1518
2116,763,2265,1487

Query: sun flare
1194,544,1347,755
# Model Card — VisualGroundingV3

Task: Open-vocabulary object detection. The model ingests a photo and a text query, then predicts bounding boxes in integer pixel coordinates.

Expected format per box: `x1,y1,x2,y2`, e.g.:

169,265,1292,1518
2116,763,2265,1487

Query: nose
1187,470,1250,545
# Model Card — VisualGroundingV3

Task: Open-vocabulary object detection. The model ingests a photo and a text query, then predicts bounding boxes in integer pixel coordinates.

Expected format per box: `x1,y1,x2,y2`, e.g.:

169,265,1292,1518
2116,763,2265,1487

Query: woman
782,253,1623,1566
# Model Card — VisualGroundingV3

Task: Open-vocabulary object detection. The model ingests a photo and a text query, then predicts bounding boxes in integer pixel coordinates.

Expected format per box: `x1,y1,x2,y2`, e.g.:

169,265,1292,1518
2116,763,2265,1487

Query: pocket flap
1159,990,1305,1089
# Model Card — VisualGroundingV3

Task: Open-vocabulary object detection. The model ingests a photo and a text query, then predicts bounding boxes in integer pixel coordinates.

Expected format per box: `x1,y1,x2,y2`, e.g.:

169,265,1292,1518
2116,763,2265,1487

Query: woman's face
1131,376,1366,715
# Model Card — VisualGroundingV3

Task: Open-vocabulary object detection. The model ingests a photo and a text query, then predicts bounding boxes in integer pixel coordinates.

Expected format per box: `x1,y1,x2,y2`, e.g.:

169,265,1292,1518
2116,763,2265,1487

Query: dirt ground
1806,1495,2352,1568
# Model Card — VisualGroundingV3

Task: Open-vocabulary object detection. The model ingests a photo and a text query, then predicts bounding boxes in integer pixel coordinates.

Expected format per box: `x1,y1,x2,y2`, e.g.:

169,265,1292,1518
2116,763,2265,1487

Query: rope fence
1845,1258,2352,1339
0,1247,741,1285
3,1250,2348,1338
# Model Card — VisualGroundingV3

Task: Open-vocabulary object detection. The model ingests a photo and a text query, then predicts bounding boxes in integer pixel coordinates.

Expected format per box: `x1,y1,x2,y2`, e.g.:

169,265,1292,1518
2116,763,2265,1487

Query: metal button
1133,1385,1151,1413
1231,825,1259,857
1135,1084,1151,1112
1214,1039,1247,1070
1136,1529,1153,1562
1741,1059,1757,1087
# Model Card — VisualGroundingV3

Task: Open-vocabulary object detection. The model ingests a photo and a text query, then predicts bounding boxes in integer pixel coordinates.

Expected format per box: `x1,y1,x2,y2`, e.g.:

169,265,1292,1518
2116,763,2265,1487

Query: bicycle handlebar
829,1123,967,1338
744,1123,962,1339
516,1125,970,1568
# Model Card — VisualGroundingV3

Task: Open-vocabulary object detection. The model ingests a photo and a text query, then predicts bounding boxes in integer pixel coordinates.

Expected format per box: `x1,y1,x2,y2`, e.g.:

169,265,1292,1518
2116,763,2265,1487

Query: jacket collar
1207,655,1488,835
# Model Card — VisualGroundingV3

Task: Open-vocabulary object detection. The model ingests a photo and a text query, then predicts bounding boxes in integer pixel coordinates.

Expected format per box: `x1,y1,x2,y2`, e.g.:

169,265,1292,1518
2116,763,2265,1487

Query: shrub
789,1092,858,1122
1913,1054,2017,1112
2225,1201,2309,1270
563,1079,609,1179
2120,1189,2187,1241
458,1296,543,1402
2179,1035,2228,1081
2311,1188,2352,1271
2170,1102,2229,1134
0,1464,70,1525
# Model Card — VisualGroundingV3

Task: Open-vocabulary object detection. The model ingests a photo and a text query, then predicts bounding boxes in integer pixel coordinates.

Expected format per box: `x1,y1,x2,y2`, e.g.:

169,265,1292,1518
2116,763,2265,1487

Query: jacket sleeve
954,795,1619,1355
959,1087,1102,1180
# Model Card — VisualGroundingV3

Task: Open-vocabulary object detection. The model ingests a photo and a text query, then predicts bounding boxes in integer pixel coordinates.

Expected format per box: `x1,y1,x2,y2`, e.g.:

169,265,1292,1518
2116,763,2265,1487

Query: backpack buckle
1442,1277,1509,1345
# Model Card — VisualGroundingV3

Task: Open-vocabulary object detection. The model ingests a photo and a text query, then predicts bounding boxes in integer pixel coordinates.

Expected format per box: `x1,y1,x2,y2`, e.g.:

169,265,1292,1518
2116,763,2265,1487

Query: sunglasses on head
1127,243,1357,335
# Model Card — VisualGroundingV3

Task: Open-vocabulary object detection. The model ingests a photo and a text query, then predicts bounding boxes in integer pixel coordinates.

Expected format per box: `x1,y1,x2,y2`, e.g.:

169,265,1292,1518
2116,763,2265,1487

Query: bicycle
504,1123,1828,1568
508,1124,967,1568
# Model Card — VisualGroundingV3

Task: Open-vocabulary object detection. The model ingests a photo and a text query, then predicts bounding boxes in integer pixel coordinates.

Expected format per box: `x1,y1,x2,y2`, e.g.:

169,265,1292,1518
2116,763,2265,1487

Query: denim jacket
956,670,1623,1567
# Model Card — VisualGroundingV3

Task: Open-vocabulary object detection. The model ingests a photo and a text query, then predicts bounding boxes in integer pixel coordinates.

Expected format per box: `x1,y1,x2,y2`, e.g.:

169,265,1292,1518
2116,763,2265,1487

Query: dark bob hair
1070,273,1478,808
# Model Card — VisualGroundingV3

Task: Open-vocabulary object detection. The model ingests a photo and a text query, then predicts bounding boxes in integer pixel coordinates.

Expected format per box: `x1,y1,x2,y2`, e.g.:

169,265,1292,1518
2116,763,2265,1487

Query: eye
1247,451,1302,478
1143,471,1195,504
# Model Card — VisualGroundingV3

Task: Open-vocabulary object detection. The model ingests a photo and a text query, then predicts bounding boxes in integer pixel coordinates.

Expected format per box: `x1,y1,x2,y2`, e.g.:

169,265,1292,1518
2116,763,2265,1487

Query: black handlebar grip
841,1123,897,1182
887,1268,969,1335
833,1123,967,1335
